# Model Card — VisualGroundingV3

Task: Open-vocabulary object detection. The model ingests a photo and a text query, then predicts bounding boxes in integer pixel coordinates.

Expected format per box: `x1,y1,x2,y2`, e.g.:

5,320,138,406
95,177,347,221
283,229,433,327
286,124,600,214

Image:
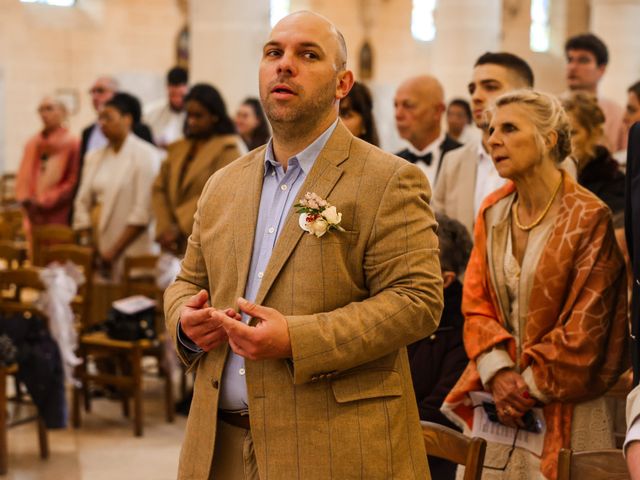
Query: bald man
394,75,461,186
165,11,442,480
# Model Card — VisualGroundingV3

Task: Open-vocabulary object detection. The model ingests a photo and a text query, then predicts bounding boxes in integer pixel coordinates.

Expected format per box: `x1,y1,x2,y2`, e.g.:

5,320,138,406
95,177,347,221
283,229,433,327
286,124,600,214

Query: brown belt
218,410,250,430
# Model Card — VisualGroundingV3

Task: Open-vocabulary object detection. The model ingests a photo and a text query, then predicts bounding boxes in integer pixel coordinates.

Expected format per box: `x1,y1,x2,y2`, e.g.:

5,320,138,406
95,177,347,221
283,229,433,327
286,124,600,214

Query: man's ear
442,271,457,289
336,70,355,101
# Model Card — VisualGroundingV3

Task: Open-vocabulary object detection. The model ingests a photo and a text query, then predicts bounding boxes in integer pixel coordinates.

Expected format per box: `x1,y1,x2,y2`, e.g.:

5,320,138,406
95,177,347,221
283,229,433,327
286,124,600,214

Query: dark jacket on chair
408,279,469,480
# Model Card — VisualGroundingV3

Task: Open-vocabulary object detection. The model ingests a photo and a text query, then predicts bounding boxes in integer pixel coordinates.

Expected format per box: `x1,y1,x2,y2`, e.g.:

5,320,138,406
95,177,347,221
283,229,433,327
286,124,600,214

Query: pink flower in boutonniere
294,192,345,238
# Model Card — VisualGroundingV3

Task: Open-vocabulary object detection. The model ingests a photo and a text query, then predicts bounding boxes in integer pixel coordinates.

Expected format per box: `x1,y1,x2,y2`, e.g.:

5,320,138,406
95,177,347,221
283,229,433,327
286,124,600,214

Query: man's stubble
262,73,338,141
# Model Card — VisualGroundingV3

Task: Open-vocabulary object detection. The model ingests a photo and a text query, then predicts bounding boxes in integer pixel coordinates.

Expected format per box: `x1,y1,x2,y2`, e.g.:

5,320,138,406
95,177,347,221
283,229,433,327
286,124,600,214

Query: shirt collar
406,131,446,157
264,119,339,176
477,143,492,164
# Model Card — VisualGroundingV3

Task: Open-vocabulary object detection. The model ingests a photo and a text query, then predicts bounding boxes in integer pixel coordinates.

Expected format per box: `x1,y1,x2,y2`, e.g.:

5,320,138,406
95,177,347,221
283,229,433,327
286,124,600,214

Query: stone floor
3,375,187,479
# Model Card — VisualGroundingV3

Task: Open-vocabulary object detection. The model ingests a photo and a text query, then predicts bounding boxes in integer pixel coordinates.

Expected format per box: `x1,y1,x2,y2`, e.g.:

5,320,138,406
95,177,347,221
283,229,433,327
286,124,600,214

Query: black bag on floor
104,296,156,341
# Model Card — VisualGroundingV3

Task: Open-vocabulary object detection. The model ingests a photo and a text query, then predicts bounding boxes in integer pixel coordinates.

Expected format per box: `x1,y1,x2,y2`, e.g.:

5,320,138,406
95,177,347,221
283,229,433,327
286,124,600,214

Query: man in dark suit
408,212,471,480
394,75,461,187
625,122,640,479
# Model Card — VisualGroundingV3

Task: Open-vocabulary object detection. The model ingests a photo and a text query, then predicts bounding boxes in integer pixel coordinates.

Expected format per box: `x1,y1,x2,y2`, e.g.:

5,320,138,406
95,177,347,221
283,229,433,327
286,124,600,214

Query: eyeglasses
90,87,108,95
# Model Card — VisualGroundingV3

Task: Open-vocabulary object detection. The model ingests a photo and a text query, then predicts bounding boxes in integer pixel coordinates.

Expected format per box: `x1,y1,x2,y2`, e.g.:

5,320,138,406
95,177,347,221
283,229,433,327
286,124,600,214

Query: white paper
469,391,546,457
112,295,156,315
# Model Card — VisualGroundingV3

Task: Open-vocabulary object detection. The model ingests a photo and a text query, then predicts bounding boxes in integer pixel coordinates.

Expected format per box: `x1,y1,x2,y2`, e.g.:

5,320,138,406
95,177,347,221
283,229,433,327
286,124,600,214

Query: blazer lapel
168,140,192,204
460,149,479,231
254,122,351,306
233,147,267,300
180,137,225,196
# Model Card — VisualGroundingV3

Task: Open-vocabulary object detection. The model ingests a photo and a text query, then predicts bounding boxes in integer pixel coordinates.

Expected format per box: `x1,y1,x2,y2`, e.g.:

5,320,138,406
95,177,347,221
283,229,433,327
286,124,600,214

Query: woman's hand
488,369,536,428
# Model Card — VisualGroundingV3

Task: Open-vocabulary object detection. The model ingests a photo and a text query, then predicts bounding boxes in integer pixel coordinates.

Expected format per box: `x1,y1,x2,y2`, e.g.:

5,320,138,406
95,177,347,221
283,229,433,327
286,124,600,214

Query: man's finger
237,297,273,320
185,289,209,309
182,307,216,326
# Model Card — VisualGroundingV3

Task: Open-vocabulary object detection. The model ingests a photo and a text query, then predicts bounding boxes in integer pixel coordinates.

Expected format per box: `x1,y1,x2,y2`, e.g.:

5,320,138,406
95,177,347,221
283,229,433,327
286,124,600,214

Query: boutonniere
294,192,345,238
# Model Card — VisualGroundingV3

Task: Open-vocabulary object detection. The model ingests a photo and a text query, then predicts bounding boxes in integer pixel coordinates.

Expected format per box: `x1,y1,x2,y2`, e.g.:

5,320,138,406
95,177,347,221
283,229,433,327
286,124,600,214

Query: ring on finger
503,406,512,416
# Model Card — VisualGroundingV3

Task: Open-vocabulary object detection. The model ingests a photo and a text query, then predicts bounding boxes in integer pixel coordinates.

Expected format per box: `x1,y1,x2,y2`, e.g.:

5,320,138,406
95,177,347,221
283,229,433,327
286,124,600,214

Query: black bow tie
404,151,433,166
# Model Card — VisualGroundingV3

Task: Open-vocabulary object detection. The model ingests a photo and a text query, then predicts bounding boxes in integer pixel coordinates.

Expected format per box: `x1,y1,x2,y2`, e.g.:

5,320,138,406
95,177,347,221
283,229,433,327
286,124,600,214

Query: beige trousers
209,420,260,480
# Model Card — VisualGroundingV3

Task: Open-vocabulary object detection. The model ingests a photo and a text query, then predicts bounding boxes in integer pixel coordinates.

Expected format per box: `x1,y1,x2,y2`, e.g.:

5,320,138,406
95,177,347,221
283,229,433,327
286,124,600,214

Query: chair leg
180,365,187,400
132,347,143,437
121,393,130,419
72,384,81,429
37,417,48,459
0,368,8,475
160,353,174,423
80,349,91,413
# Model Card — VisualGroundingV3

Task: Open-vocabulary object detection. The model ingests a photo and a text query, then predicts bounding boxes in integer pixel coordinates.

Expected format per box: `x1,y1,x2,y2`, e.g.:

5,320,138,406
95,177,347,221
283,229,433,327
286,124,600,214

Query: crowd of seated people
7,28,640,479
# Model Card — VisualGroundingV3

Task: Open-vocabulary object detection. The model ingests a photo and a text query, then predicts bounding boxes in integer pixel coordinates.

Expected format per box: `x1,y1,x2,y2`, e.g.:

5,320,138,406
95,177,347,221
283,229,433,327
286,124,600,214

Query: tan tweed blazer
152,134,242,240
165,121,444,480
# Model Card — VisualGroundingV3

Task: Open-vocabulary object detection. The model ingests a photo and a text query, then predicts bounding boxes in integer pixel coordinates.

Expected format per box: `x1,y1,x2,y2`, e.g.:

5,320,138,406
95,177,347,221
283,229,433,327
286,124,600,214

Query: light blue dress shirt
179,119,338,412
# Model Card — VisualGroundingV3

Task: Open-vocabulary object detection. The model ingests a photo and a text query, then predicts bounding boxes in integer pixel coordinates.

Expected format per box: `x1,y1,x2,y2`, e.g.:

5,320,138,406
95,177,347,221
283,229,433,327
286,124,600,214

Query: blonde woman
443,90,628,479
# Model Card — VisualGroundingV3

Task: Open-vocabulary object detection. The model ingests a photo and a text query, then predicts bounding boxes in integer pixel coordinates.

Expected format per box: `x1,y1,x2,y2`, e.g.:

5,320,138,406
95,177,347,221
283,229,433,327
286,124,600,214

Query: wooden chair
72,254,174,437
0,268,50,473
0,241,27,271
0,175,16,206
0,209,23,242
421,421,487,480
31,225,76,266
557,448,629,480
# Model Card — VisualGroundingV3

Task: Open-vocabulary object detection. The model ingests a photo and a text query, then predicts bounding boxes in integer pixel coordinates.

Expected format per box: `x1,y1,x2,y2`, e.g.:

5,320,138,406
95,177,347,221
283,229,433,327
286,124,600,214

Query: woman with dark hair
73,92,162,280
234,97,270,150
339,81,379,146
152,83,243,255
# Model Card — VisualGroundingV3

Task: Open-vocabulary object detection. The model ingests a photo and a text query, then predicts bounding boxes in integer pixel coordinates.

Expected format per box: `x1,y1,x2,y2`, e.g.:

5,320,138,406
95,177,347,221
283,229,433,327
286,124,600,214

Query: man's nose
276,52,296,76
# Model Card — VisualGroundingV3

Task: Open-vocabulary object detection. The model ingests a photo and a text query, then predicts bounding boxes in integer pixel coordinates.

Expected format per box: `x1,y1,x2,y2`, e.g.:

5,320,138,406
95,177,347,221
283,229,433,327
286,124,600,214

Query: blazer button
429,334,437,341
211,379,219,389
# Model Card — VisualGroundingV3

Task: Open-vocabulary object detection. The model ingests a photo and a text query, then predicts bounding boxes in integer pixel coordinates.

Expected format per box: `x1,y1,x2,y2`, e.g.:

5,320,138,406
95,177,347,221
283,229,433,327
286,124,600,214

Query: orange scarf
443,173,628,479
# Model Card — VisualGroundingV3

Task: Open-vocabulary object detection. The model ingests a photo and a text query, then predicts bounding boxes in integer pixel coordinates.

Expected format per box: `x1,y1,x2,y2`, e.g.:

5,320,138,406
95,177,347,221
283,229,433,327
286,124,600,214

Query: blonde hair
491,89,572,163
561,91,605,135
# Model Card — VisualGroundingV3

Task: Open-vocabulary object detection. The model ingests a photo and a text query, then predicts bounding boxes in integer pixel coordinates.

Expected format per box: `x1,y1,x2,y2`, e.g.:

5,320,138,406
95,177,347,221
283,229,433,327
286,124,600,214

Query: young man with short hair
565,33,627,152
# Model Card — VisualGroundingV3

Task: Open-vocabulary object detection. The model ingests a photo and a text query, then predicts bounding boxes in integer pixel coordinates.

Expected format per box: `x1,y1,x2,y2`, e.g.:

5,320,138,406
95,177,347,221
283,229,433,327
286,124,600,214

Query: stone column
432,0,502,100
590,0,640,104
189,0,271,112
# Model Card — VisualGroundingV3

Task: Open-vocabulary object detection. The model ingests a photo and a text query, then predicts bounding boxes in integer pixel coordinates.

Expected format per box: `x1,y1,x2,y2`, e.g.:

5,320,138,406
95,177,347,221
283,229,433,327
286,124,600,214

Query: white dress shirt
473,144,506,218
405,132,446,187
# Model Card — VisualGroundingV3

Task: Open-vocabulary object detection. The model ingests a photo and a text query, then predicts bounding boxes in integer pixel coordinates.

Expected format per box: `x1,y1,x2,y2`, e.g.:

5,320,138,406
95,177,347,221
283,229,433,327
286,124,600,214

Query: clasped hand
488,369,536,429
179,290,292,360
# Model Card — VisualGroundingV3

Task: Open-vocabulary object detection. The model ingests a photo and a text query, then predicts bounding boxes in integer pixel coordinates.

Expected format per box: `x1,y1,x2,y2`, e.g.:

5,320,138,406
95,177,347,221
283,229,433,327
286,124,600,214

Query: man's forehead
567,49,596,61
267,13,338,52
472,64,512,84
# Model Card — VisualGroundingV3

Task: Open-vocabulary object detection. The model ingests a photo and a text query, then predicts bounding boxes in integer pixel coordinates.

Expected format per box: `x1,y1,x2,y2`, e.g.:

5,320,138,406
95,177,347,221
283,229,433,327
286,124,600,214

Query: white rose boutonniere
294,192,345,238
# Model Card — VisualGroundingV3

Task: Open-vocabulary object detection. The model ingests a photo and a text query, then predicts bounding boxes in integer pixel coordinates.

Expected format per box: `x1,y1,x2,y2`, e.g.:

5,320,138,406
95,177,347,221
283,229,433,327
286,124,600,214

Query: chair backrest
0,241,27,270
0,174,16,206
557,448,629,480
123,255,164,333
0,209,23,241
31,225,76,266
0,267,47,318
421,421,487,480
40,245,95,330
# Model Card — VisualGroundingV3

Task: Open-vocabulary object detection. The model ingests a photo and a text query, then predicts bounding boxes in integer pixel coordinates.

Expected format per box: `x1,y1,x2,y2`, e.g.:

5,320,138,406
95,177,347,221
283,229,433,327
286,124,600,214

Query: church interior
0,0,639,478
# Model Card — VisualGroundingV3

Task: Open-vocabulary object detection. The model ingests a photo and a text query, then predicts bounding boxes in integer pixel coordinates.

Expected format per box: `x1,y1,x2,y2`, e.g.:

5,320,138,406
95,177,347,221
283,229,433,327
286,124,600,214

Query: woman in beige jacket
152,83,243,256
